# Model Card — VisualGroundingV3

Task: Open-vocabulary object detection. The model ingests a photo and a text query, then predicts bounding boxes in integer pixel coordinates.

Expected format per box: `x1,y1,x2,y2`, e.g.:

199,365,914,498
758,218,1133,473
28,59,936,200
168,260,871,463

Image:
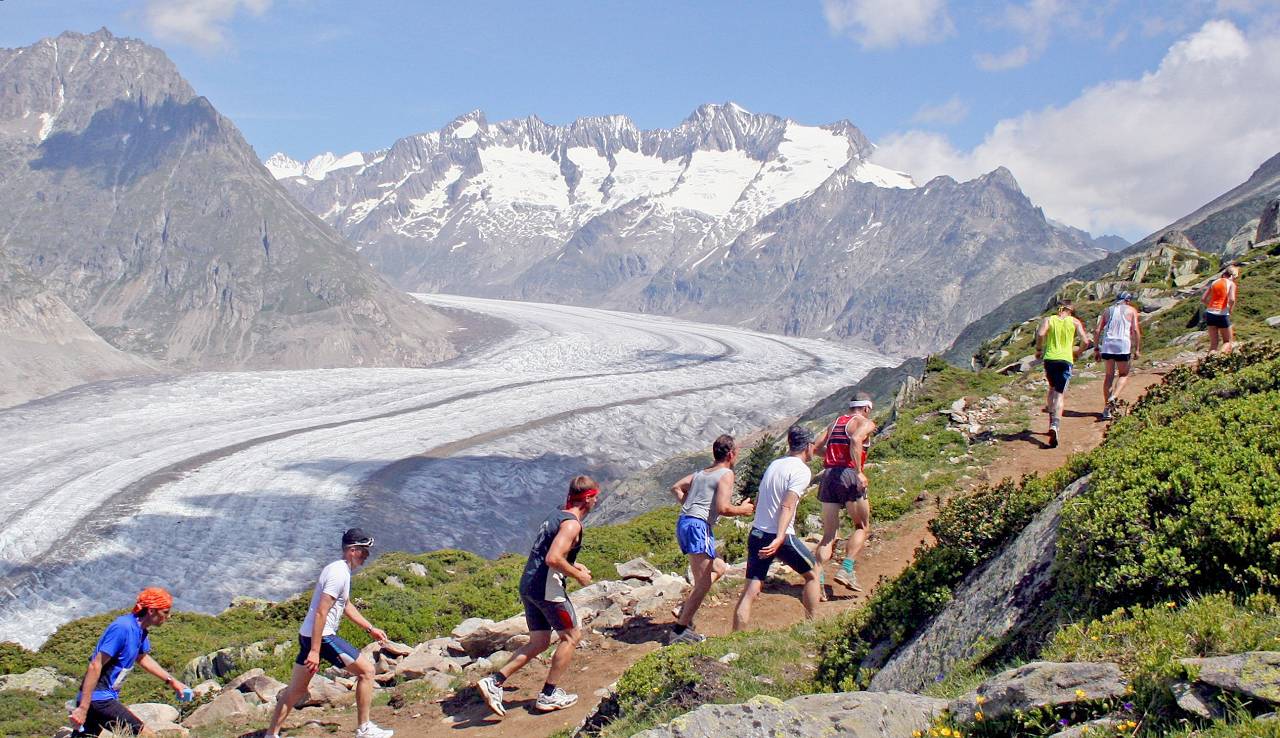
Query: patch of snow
302,151,366,181
605,149,684,206
565,146,611,207
264,152,303,179
472,146,570,208
449,241,468,252
452,119,480,139
663,149,762,217
407,166,463,216
852,161,916,189
345,198,382,225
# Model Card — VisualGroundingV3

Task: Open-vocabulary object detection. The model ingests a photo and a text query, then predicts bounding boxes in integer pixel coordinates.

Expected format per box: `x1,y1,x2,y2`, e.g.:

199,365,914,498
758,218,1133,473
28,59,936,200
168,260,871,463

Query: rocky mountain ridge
273,106,1103,355
0,29,455,383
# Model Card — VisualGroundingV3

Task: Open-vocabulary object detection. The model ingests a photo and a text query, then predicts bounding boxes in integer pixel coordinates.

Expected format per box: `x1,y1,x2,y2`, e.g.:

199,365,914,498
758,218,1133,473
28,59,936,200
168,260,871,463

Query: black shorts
745,527,815,581
521,594,578,632
296,634,361,669
1205,312,1231,328
82,699,144,736
1099,352,1131,362
818,467,867,504
1043,360,1073,393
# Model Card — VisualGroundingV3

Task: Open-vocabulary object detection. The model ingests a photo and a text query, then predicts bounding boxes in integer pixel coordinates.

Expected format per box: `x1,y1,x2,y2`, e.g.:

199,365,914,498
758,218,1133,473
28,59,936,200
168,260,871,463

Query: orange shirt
1206,278,1233,313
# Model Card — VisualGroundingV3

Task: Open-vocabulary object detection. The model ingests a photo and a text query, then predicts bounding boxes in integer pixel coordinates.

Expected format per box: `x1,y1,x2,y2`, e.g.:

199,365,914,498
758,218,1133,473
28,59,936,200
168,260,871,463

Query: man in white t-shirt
733,425,820,630
264,528,393,738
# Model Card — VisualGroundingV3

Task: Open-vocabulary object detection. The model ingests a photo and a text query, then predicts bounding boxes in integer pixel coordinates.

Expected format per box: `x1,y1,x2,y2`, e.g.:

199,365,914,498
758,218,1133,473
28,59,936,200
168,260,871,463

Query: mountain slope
943,150,1280,364
0,249,153,408
0,29,454,371
273,106,1101,355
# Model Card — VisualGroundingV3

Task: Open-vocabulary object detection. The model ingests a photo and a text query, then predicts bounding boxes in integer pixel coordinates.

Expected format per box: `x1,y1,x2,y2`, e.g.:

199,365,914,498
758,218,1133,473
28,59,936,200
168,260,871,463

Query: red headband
567,488,599,505
133,587,173,614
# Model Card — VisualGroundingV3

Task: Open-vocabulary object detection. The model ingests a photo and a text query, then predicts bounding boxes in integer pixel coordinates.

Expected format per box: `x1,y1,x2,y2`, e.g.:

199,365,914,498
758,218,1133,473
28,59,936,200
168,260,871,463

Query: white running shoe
833,568,863,592
669,627,706,645
535,687,579,712
355,721,394,738
478,675,506,717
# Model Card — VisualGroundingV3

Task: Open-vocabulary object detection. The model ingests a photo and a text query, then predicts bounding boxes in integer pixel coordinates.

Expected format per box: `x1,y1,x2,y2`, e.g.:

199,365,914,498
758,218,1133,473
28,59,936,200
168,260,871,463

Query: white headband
848,399,873,408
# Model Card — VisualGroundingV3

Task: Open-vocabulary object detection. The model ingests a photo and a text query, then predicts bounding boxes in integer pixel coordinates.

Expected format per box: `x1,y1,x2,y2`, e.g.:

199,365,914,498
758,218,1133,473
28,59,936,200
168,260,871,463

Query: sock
492,672,507,685
842,558,854,574
542,683,557,697
672,624,687,634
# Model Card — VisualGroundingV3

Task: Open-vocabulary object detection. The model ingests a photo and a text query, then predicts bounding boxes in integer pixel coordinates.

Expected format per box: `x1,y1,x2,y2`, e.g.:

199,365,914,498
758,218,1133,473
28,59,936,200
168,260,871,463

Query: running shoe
354,721,394,738
1047,426,1059,448
833,568,863,592
477,675,506,717
1101,404,1113,421
535,687,579,712
669,627,706,645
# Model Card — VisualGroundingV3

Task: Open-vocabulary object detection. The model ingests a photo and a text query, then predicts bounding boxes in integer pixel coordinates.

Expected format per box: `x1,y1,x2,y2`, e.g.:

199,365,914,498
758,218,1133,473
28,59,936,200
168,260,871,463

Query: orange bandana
133,587,173,614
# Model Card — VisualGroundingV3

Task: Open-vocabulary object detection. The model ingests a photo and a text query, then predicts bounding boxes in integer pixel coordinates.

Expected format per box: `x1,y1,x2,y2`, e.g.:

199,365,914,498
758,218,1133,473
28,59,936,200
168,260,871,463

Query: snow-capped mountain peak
266,150,366,181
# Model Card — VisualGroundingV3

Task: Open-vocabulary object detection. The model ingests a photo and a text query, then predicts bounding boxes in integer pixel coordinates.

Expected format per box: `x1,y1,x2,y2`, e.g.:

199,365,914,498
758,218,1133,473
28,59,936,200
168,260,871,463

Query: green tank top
1043,314,1077,363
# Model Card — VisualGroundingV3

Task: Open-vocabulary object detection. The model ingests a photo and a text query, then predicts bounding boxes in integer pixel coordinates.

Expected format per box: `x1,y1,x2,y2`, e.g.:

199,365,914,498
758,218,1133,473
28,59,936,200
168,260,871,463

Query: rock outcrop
632,691,946,738
948,661,1127,723
868,476,1091,692
0,666,73,696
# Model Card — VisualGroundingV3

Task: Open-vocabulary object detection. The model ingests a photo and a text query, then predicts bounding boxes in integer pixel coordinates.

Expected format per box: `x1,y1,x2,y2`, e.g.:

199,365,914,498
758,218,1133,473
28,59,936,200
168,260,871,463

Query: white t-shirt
299,560,351,637
752,455,813,536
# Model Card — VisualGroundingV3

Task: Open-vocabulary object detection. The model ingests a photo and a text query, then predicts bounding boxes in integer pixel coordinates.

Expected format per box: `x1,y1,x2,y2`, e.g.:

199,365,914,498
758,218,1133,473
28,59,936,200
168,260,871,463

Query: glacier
0,295,893,647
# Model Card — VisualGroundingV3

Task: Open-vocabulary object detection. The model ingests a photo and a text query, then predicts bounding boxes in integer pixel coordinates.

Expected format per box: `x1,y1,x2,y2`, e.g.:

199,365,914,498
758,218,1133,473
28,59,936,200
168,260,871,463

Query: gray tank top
681,467,731,529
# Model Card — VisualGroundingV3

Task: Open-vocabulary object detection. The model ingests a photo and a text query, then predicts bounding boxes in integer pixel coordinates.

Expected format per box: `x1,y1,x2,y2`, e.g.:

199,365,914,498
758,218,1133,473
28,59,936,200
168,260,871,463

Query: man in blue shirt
69,587,191,735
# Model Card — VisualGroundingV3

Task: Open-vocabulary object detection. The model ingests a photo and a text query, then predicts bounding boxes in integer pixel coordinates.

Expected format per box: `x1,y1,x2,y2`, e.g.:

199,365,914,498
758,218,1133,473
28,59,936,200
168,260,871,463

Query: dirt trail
285,369,1164,738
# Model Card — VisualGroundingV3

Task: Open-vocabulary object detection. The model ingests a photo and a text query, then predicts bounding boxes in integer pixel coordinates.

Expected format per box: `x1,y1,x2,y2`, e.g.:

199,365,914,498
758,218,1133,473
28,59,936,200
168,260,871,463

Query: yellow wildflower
976,695,986,705
975,711,984,721
1075,688,1087,699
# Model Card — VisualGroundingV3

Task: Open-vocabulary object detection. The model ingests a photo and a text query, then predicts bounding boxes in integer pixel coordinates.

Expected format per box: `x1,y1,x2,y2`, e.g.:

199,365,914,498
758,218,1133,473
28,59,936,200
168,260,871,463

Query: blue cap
1116,291,1134,302
787,425,815,451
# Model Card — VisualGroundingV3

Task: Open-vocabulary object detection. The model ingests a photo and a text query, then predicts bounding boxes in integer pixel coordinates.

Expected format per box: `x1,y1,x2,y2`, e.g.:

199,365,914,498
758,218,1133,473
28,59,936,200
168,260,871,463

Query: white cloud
975,0,1078,70
143,0,272,50
873,20,1280,239
911,96,970,126
821,0,953,49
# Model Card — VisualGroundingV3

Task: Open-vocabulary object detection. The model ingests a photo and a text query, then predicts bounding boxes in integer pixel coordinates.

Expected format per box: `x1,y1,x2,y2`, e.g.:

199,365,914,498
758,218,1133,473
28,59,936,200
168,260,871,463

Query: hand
69,704,88,728
857,471,869,489
367,626,388,642
304,650,321,674
1034,351,1043,360
1133,349,1141,359
760,537,784,558
738,499,755,516
574,565,593,586
173,681,193,702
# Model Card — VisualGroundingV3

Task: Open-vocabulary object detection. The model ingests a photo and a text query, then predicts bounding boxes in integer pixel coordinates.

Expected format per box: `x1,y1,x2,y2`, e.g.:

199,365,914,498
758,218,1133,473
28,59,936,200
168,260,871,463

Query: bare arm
344,601,387,643
1130,306,1142,356
1229,281,1238,310
546,519,591,586
714,470,753,516
1094,313,1107,352
69,652,110,727
813,422,834,457
1075,318,1093,347
670,473,694,504
137,653,187,695
1034,318,1049,358
302,593,335,673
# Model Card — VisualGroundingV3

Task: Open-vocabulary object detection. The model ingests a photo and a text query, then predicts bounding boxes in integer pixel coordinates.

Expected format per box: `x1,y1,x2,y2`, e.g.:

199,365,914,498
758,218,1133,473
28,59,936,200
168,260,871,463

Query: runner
1035,299,1092,448
1202,265,1239,354
732,425,820,631
668,434,755,644
478,475,599,717
813,392,876,598
1093,292,1141,420
264,529,393,738
67,587,191,737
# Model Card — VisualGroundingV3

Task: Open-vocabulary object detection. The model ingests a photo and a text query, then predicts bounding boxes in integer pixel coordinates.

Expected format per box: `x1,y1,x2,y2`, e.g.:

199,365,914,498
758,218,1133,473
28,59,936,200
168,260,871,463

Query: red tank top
1206,278,1232,312
824,414,867,469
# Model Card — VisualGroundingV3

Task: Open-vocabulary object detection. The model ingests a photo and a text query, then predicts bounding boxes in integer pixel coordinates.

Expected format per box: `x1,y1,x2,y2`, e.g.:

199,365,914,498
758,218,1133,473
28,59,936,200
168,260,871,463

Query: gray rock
1171,330,1207,347
1225,219,1260,258
237,674,285,703
224,668,265,692
0,666,72,696
1048,717,1124,738
1266,316,1280,328
183,689,253,729
487,650,514,669
1140,296,1180,313
570,579,635,621
395,646,463,679
633,690,946,737
869,476,1091,692
1259,197,1280,244
1172,679,1224,718
407,562,429,578
1182,651,1280,704
384,575,405,590
454,616,526,657
948,661,1126,722
226,596,272,613
379,640,413,657
295,676,350,708
616,557,663,581
124,703,179,726
191,680,221,698
591,603,627,630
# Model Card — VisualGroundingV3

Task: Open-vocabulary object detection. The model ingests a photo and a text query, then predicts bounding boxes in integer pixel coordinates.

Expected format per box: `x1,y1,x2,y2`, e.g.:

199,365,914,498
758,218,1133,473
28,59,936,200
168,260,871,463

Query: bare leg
497,631,552,680
1222,326,1235,354
733,579,764,631
268,664,313,734
1102,359,1115,405
545,628,581,685
844,499,871,563
1208,326,1221,353
1112,361,1131,402
346,653,377,726
814,501,842,599
676,554,716,627
800,570,820,619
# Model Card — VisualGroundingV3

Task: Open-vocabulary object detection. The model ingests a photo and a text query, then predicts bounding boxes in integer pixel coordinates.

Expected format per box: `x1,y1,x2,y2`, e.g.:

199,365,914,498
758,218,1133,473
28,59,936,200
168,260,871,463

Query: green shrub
736,434,780,499
0,642,38,676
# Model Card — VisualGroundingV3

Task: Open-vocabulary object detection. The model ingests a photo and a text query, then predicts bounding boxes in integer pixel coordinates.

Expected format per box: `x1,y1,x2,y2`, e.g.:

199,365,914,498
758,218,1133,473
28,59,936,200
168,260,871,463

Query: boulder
1171,330,1207,347
1266,316,1280,328
633,691,946,737
1182,651,1280,704
224,668,265,692
948,661,1126,722
1173,272,1201,287
456,616,527,657
183,689,253,729
488,650,514,669
571,580,635,621
1226,219,1260,258
1048,717,1124,738
384,575,405,590
1172,679,1224,719
0,666,72,696
295,676,350,708
1258,197,1280,244
616,557,663,582
379,640,413,657
407,562,429,577
591,603,627,630
395,646,462,679
1139,296,1180,313
421,670,455,692
424,636,466,655
226,596,272,613
238,674,285,703
148,721,190,737
869,477,1091,692
126,703,180,726
190,680,221,698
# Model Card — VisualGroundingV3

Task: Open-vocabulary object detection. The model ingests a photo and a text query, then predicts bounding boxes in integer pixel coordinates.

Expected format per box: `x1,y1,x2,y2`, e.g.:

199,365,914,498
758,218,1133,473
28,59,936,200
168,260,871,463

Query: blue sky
3,1,1280,238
